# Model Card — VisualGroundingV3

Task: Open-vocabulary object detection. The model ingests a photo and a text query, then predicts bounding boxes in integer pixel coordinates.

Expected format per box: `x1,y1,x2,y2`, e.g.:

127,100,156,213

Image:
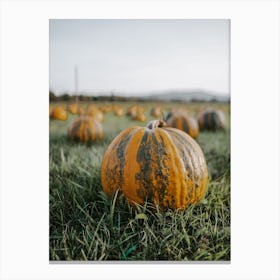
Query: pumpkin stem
146,120,166,129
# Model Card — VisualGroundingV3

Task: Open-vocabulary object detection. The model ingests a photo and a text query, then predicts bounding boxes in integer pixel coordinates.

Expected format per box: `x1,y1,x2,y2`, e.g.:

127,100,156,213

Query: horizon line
50,88,230,97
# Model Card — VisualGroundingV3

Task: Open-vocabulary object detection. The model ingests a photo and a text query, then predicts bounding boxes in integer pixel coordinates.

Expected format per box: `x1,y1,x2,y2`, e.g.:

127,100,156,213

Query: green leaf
124,244,138,258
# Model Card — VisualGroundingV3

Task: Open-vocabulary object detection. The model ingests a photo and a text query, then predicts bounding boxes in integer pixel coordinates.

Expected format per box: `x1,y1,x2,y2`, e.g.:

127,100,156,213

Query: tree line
49,91,229,103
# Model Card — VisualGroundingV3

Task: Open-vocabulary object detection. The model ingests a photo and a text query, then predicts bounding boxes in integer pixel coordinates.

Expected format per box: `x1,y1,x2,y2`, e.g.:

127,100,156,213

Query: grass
49,102,230,261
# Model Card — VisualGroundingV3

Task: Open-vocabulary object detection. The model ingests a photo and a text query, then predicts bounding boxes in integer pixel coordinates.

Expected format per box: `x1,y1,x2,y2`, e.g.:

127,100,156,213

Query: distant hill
142,90,230,102
49,89,230,103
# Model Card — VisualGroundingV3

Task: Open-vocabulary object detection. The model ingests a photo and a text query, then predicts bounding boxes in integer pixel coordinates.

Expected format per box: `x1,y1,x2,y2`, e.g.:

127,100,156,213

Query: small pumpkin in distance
101,120,208,210
137,106,146,114
99,104,112,113
114,105,125,116
126,104,138,116
78,106,85,115
50,106,68,121
132,113,147,122
130,107,147,122
87,105,104,123
68,115,103,143
115,109,125,116
150,106,161,117
197,109,226,131
165,111,199,139
67,103,79,114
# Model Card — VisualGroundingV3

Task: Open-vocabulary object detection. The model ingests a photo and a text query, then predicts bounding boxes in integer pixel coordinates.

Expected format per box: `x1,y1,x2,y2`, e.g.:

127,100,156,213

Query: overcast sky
49,19,230,96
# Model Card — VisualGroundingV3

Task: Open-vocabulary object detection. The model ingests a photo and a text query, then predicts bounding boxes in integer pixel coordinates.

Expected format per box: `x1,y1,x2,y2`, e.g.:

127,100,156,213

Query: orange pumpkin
68,116,103,143
50,106,68,121
130,106,147,122
115,108,124,117
165,111,199,139
101,120,208,210
78,107,85,115
197,109,226,131
132,113,147,122
67,103,79,114
87,105,104,123
99,104,112,113
150,107,161,117
126,105,138,116
113,105,124,117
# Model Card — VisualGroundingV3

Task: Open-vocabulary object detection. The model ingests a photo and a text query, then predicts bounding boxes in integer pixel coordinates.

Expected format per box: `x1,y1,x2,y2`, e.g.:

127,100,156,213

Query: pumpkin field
49,101,230,261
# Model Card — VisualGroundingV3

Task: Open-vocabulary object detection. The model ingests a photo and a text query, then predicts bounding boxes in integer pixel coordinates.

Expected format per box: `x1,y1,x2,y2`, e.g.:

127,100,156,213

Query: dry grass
49,102,230,261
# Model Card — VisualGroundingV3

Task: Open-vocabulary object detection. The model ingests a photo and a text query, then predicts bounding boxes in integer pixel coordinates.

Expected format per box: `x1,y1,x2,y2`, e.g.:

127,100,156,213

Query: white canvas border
0,1,279,279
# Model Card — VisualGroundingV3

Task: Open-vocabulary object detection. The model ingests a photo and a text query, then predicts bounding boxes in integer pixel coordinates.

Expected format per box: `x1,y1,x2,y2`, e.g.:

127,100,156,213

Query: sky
49,19,230,96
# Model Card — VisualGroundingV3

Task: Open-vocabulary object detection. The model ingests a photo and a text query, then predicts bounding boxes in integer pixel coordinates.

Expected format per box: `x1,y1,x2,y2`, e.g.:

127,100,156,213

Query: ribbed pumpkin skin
165,113,199,139
68,116,103,143
50,106,68,121
101,120,208,210
197,110,225,131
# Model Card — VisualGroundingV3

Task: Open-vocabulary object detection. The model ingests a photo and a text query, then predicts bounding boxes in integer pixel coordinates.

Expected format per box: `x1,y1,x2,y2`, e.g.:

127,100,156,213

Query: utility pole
75,65,78,103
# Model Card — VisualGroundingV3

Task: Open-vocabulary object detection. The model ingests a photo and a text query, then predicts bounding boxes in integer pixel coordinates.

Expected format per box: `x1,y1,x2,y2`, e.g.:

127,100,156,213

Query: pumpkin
137,107,145,114
132,113,147,122
197,109,226,131
67,103,79,114
150,107,161,117
101,120,208,210
99,104,112,113
165,111,199,139
130,106,147,122
126,105,138,116
87,105,104,123
50,106,68,121
68,115,103,143
114,107,125,116
78,107,85,115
